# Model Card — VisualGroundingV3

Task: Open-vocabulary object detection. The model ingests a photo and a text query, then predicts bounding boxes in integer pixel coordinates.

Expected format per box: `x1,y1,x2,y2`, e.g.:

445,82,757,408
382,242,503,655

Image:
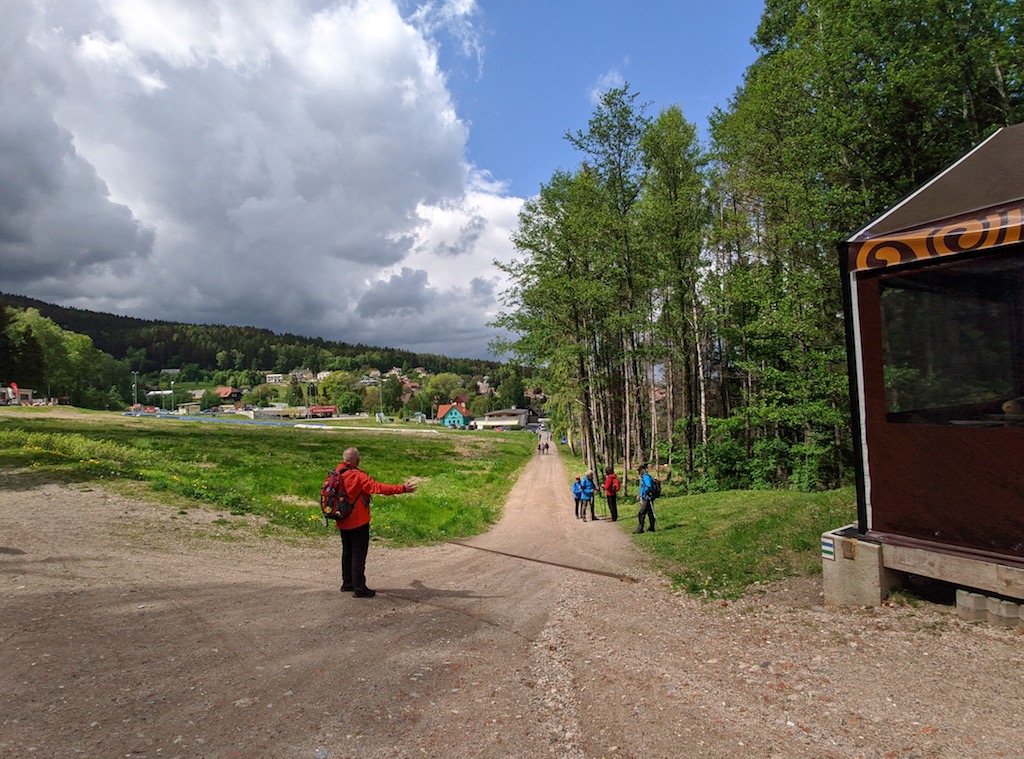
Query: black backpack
320,465,354,523
647,475,662,499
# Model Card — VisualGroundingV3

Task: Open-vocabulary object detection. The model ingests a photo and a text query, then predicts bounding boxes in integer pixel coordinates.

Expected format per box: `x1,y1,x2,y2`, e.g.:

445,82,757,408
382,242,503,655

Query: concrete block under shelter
956,588,1023,627
821,526,903,607
955,589,989,622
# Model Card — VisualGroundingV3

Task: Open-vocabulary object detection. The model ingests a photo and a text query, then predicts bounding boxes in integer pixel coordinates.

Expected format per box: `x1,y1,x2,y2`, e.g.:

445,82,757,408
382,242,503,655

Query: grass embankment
562,450,855,598
0,407,534,543
626,484,855,599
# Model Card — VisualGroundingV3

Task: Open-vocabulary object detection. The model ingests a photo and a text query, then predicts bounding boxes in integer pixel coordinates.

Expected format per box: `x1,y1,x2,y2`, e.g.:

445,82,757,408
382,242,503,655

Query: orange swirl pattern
850,202,1024,271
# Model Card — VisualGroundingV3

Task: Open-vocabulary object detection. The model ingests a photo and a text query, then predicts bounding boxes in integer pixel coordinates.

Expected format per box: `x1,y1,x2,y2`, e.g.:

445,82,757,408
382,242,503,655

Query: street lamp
132,371,139,407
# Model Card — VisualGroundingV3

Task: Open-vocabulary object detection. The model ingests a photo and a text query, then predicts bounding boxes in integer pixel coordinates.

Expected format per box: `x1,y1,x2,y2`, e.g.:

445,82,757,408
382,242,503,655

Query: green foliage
285,376,303,406
381,374,404,412
496,374,525,408
683,0,1022,492
335,391,363,415
467,392,496,418
4,306,127,408
494,87,661,474
686,416,751,493
362,386,381,414
423,372,464,405
0,408,535,542
0,303,15,384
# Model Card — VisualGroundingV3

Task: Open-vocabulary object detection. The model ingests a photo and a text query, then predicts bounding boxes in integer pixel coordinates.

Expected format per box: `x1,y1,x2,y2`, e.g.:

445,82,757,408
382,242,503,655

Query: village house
214,386,243,403
436,401,473,428
476,407,531,430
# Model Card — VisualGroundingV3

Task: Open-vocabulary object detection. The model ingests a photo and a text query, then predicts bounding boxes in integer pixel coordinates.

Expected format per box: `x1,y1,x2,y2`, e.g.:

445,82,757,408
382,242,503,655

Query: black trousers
339,522,371,591
606,494,618,521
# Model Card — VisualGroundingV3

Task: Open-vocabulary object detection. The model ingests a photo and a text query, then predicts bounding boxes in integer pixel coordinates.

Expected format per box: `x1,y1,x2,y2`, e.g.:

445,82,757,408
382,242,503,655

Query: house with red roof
437,401,473,428
214,386,243,403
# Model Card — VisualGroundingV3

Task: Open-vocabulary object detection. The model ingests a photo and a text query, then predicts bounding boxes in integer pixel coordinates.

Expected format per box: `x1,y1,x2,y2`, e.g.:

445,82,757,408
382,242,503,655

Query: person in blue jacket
580,471,597,521
572,476,584,519
635,463,656,533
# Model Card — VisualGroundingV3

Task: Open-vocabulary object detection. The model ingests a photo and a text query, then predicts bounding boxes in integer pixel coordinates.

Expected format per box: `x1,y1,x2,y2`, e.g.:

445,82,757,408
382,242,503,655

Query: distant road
122,411,443,433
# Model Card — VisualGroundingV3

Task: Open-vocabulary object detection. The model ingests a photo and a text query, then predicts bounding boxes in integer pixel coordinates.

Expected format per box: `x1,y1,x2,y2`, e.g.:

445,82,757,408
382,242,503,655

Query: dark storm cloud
355,267,435,318
0,5,154,287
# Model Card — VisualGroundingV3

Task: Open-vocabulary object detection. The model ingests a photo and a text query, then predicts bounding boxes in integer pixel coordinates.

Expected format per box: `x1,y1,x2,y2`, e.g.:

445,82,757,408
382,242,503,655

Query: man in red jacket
602,466,620,522
333,447,417,598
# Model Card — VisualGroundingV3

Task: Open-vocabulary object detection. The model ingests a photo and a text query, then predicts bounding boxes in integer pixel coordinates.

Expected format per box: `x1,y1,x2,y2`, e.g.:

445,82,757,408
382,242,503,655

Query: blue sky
448,1,765,196
1,1,765,360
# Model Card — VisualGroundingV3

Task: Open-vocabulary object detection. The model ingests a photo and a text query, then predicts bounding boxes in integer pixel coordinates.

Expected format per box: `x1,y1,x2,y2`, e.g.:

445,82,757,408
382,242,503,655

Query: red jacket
603,473,620,496
333,464,407,530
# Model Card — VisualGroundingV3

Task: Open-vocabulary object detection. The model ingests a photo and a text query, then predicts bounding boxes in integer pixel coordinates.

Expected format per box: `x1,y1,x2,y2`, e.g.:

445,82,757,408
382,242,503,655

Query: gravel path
2,452,1023,758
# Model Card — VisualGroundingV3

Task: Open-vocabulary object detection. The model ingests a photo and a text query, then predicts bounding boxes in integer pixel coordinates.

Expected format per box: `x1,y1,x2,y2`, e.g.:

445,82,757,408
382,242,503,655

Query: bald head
343,447,360,466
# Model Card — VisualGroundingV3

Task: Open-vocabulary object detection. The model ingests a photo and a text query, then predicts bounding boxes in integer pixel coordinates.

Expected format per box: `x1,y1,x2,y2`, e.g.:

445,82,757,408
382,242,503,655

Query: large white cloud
0,0,522,359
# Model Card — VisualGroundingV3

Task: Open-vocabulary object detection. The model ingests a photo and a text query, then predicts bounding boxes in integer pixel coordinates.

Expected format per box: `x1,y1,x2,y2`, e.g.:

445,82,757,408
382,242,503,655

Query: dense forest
0,292,502,377
493,0,1023,492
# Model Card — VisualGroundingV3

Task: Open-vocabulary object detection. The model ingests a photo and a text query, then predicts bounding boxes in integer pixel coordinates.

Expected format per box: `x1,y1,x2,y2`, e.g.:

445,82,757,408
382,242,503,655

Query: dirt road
2,452,1024,758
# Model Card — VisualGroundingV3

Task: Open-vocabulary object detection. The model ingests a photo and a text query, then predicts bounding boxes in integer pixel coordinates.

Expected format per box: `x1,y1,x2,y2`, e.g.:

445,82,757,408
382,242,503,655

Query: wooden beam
883,544,1024,600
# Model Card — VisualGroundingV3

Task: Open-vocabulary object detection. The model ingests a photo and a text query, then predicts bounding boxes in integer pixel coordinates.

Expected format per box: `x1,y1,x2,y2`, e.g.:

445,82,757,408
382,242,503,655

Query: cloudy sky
1,0,764,359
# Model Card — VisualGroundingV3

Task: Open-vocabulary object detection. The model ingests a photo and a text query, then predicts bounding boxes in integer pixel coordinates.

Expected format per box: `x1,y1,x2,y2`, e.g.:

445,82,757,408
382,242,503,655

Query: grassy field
1,407,856,597
0,407,535,543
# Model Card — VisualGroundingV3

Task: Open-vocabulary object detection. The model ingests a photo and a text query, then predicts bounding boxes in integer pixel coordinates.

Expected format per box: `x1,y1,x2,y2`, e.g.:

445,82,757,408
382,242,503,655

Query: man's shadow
379,579,498,602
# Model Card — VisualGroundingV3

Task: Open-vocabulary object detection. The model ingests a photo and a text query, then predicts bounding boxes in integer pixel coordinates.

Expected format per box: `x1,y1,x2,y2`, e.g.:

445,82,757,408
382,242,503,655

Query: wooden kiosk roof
847,123,1024,272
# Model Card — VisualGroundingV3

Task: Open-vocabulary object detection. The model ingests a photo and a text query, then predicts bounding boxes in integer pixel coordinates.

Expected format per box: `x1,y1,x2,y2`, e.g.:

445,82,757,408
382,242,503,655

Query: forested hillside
0,292,500,377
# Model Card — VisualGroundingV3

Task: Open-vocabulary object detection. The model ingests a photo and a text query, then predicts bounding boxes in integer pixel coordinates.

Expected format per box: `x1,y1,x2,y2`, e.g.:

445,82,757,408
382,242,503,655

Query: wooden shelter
834,123,1024,603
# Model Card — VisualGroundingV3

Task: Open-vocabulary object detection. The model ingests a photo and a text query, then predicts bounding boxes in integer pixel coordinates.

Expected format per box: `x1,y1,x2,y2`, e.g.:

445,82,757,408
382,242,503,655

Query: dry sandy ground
2,451,1024,758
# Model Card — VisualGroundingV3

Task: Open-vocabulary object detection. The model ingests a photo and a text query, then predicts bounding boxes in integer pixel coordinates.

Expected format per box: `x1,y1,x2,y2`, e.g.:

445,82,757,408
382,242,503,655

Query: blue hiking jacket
580,476,596,501
639,472,654,499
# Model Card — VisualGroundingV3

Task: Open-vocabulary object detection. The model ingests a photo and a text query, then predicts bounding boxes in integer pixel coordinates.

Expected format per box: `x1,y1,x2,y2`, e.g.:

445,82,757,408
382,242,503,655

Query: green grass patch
0,407,535,543
634,486,856,599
